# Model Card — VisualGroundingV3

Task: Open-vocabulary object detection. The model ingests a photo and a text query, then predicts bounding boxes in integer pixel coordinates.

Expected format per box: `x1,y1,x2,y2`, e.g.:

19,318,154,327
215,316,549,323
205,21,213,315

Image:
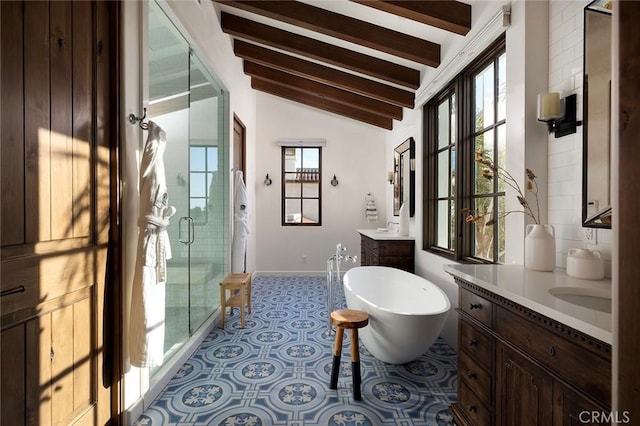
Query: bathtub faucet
335,243,358,264
340,255,357,263
325,243,358,336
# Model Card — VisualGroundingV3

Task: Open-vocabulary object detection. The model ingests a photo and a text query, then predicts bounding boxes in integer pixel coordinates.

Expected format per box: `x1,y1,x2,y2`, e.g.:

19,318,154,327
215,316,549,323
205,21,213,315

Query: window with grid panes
281,146,322,226
190,145,218,225
423,36,506,263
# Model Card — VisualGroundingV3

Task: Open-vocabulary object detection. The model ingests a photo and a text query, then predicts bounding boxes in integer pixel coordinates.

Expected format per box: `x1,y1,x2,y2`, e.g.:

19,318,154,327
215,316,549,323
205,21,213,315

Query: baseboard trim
253,270,326,277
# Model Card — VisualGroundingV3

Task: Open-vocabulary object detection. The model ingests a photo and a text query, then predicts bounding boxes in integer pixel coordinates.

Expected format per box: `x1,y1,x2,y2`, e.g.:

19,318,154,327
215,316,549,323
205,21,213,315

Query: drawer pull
1,285,25,298
469,303,482,310
468,339,478,347
549,346,556,357
466,370,477,379
467,404,477,413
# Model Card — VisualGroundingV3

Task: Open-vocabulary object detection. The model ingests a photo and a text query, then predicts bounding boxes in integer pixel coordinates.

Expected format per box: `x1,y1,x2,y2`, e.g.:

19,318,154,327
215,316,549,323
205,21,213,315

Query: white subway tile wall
547,0,612,274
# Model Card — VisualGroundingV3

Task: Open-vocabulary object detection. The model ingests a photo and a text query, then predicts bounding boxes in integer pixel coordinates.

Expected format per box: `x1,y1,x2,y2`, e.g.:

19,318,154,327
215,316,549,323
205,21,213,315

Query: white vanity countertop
443,264,612,345
357,229,415,241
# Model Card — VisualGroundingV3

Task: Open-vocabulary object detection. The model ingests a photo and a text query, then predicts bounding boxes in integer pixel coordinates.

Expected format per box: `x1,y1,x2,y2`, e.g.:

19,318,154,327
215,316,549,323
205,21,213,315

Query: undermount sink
549,286,612,314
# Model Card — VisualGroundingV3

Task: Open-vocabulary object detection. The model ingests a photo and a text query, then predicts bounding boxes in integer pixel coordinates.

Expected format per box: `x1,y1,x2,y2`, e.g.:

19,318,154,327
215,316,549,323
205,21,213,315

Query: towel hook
128,107,149,130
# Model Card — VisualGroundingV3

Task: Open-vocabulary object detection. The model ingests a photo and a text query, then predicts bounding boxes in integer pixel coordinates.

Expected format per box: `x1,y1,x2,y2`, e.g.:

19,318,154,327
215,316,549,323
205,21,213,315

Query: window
424,36,506,263
190,145,218,225
282,146,321,225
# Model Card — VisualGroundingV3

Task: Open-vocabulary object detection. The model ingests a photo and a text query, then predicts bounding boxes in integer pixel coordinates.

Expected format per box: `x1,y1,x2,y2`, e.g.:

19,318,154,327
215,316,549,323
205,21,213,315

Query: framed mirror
582,0,612,228
393,137,415,217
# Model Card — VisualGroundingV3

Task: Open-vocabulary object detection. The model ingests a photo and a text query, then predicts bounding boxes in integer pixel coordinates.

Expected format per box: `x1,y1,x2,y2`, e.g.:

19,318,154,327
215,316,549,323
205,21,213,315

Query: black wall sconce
264,174,272,186
537,92,582,138
330,174,339,187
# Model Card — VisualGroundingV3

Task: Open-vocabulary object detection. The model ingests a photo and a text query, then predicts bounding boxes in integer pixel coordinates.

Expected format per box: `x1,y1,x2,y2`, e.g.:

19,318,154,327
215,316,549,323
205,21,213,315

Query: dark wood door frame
106,1,123,423
233,113,247,181
617,0,640,415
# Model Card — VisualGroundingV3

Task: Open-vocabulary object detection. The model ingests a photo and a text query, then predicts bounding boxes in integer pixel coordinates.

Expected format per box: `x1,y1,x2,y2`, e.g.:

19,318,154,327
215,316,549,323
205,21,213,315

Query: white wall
254,93,387,273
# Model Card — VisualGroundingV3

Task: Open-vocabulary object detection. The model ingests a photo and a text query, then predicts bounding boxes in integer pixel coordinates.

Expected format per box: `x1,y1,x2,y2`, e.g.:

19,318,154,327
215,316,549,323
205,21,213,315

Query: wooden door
495,342,553,426
1,1,116,424
618,0,640,415
553,381,604,426
233,114,246,179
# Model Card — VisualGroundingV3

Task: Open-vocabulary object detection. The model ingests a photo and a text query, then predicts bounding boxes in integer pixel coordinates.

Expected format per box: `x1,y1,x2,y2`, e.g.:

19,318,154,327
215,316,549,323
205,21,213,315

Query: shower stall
147,1,230,369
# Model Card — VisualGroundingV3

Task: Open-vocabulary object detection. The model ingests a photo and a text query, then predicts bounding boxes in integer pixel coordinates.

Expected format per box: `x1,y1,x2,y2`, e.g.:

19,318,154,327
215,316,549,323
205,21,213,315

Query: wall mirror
582,0,612,228
393,137,415,217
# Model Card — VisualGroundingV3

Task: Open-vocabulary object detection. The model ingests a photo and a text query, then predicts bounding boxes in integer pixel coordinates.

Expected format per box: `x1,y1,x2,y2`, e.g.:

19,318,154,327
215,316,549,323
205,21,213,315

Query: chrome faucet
335,243,358,264
325,243,358,336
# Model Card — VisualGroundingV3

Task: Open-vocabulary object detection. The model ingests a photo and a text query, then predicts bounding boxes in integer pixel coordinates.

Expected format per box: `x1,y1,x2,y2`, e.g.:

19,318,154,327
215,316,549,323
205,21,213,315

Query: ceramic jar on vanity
566,248,605,280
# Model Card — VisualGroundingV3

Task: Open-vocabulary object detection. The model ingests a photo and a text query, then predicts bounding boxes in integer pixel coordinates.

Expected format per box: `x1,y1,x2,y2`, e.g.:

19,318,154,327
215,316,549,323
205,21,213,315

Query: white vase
524,224,556,271
399,202,409,236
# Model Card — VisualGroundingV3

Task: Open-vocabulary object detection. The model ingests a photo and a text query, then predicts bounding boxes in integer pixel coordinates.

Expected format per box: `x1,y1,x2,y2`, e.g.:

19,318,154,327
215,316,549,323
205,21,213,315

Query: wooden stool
329,309,369,400
219,273,252,328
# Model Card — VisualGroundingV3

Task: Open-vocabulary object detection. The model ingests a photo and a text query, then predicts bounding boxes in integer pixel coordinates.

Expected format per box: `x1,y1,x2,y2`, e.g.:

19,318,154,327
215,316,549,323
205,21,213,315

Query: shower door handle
187,217,195,244
178,216,194,245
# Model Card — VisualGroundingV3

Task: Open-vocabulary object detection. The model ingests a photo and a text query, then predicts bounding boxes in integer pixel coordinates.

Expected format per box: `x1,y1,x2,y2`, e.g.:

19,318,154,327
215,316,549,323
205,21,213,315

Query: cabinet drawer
460,289,492,327
376,240,413,257
458,381,491,426
459,351,491,406
495,306,611,406
459,318,493,370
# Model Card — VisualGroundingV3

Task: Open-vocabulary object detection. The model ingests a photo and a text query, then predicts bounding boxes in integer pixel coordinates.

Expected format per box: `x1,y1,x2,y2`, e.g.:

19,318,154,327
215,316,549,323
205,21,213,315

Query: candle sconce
387,171,395,184
537,92,582,138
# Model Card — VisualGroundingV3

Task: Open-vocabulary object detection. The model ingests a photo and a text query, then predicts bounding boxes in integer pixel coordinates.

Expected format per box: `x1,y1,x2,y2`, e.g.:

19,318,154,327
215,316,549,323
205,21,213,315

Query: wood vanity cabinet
359,233,414,272
451,279,611,426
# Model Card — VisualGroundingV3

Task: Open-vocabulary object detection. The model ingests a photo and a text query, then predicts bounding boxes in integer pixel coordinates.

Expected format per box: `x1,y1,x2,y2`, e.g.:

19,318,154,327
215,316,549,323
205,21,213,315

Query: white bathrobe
129,121,176,368
231,170,249,273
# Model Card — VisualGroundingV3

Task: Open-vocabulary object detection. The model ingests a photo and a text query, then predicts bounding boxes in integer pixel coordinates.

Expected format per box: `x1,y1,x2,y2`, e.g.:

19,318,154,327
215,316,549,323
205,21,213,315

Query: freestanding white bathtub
343,266,450,364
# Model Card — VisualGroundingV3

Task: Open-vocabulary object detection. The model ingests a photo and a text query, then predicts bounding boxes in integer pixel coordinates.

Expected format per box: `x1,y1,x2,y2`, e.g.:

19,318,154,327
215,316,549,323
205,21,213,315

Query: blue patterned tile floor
133,275,458,425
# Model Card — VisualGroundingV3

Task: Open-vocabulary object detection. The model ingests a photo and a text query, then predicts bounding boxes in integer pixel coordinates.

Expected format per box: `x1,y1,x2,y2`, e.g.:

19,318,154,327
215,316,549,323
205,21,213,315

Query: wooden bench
219,272,252,328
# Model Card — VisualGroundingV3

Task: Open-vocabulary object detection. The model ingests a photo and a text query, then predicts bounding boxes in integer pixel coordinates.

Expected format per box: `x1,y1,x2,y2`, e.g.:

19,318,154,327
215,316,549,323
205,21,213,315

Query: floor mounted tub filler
343,266,451,364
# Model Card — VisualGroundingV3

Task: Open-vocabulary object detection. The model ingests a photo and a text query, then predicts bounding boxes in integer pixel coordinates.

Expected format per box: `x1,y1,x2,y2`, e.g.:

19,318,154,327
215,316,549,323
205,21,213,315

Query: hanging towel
231,170,249,273
365,193,378,223
129,121,176,368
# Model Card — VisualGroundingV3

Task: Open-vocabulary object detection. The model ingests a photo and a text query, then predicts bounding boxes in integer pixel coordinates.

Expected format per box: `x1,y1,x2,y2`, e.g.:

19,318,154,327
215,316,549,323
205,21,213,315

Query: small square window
281,146,321,226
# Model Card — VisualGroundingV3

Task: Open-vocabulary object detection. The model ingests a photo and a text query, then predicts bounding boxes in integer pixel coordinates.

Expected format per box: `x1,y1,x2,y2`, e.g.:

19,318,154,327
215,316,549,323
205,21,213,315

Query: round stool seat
330,309,369,329
329,309,369,400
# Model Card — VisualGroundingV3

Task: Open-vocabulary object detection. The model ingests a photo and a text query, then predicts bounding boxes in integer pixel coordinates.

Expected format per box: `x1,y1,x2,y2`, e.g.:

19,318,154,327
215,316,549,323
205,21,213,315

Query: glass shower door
147,1,191,360
146,0,229,367
187,53,228,333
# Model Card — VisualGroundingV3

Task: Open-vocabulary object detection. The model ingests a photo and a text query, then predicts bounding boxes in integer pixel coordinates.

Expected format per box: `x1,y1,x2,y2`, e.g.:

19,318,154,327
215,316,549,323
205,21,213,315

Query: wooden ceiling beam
218,1,440,67
234,40,414,109
244,61,403,120
221,12,420,89
251,79,393,130
351,1,471,36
